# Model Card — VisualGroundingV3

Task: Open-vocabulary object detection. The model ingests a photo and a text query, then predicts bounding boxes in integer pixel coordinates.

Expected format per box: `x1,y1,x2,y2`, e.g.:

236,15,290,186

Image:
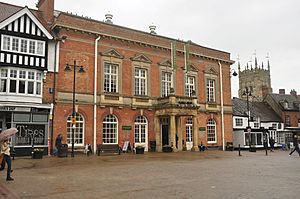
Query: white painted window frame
0,68,42,96
102,115,118,144
185,75,195,97
134,68,147,96
161,71,173,97
67,112,85,146
1,35,45,56
207,119,217,143
206,79,215,102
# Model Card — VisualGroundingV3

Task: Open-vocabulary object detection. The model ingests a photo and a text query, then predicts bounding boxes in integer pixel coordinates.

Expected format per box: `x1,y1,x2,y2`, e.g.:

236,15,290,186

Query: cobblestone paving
0,150,299,199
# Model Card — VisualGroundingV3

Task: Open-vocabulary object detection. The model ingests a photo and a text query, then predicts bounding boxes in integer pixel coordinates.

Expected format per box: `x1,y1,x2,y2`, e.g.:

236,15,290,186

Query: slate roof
0,2,51,33
269,93,300,111
232,97,282,122
0,2,22,23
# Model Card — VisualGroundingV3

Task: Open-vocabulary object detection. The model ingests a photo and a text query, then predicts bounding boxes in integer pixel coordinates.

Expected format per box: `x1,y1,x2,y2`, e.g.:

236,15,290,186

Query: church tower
238,56,272,101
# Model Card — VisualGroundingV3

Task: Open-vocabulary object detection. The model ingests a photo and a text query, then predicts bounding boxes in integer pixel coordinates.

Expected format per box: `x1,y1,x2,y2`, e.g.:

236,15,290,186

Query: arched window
102,115,118,144
134,116,147,144
207,119,216,143
67,113,84,146
186,117,193,142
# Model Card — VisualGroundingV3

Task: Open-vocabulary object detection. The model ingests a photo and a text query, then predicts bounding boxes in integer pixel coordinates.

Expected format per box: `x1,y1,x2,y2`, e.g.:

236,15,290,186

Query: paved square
1,150,300,199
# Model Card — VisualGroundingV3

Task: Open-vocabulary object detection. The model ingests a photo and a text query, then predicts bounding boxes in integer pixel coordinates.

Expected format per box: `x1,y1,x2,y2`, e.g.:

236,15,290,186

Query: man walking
289,134,300,156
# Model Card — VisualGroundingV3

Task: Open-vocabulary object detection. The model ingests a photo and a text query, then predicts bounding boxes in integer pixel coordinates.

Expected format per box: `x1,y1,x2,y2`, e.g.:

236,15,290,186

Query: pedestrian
0,139,14,181
54,134,63,156
289,134,300,156
269,137,275,152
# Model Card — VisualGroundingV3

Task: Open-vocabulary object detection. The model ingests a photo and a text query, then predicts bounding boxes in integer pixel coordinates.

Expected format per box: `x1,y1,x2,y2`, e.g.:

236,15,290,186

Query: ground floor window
245,132,263,146
134,115,147,144
207,119,216,143
102,114,118,144
67,113,84,146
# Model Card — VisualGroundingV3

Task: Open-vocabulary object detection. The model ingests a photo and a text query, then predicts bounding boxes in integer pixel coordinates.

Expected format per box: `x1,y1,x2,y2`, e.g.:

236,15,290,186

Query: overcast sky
2,0,300,97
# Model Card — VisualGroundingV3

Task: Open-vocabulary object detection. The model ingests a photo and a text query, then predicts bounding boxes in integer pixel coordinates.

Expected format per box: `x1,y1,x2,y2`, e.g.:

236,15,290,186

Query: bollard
265,144,268,156
238,144,241,156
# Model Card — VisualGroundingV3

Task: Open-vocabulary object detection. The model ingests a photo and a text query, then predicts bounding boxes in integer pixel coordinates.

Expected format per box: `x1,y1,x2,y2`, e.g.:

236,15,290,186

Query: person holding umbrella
0,139,14,181
0,128,17,181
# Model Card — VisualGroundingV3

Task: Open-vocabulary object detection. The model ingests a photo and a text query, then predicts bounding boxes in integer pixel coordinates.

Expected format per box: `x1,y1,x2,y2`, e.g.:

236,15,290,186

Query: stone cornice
53,23,235,65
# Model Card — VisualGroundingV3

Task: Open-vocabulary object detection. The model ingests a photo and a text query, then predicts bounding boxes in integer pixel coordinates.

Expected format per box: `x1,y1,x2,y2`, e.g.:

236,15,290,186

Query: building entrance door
162,125,169,146
185,117,193,150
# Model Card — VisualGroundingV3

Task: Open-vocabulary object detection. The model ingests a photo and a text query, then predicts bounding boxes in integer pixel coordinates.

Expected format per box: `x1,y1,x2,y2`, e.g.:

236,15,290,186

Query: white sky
2,0,300,97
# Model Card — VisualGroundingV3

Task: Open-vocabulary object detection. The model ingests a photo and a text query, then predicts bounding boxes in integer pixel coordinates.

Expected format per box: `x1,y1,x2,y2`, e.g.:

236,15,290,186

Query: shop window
32,114,48,122
13,113,30,122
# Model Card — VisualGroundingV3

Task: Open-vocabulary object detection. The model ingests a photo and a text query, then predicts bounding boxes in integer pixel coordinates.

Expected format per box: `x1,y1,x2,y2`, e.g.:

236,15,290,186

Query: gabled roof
268,93,300,111
0,2,52,39
232,97,282,122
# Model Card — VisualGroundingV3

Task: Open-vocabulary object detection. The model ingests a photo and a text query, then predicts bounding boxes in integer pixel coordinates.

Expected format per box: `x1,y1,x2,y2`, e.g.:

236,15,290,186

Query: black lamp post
243,87,252,151
64,60,85,157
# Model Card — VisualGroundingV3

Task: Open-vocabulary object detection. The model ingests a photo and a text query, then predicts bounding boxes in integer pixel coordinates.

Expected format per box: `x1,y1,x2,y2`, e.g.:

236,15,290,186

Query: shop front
0,106,50,156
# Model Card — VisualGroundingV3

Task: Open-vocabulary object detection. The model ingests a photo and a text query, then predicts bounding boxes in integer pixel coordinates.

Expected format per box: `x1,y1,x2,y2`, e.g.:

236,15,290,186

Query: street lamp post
218,61,238,151
65,60,85,157
243,87,252,151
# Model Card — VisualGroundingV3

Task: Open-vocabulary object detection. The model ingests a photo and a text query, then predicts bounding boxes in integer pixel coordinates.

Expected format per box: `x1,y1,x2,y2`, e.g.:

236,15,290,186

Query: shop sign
0,106,30,112
15,124,46,146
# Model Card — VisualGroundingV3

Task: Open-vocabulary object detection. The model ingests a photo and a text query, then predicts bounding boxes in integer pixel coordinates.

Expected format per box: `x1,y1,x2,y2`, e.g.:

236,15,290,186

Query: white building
232,97,284,149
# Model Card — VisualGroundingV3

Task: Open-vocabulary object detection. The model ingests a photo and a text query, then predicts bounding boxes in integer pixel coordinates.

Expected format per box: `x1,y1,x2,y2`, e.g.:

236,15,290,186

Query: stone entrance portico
154,95,200,152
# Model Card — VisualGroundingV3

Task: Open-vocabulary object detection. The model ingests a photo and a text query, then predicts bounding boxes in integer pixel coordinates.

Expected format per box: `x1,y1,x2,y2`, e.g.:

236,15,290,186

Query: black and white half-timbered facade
0,4,53,156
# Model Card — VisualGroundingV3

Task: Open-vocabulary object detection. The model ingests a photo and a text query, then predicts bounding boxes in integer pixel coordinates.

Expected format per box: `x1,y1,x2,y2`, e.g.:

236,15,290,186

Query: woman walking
0,139,14,181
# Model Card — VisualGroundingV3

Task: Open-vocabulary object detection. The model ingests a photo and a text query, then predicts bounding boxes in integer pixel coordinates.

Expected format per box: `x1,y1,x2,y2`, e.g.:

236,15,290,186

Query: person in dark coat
289,135,300,156
269,137,275,152
54,134,63,156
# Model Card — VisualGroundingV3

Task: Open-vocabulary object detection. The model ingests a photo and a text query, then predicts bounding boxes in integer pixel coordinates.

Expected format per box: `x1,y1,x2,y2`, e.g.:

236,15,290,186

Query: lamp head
64,64,72,71
232,70,238,77
78,66,85,73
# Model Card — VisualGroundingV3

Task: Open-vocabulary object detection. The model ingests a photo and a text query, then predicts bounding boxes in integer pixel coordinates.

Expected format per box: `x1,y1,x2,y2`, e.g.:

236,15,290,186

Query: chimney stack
290,89,297,97
105,13,113,24
36,0,54,24
279,89,285,95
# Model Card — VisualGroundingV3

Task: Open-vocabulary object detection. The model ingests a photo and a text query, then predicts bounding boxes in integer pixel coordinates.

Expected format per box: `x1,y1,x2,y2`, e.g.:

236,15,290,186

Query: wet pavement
0,150,299,199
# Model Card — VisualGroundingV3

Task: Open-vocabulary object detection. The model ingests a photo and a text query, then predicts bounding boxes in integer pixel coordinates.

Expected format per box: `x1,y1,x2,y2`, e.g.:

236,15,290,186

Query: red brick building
39,0,235,153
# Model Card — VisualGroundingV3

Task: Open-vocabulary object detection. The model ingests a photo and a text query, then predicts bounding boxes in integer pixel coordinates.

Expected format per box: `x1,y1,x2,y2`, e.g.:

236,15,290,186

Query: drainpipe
50,40,60,155
94,36,101,154
218,61,225,151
